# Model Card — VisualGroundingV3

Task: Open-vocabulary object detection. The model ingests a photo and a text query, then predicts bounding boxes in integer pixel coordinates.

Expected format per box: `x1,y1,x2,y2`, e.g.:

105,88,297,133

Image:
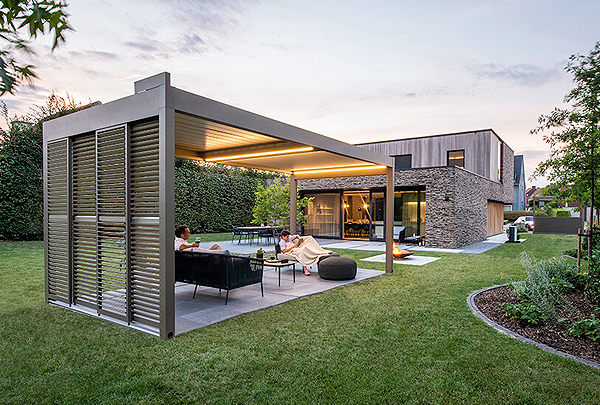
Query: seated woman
174,225,224,251
278,230,332,276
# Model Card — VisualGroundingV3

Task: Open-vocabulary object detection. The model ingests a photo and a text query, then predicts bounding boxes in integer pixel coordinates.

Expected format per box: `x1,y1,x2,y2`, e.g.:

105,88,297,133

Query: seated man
278,230,332,276
175,225,224,251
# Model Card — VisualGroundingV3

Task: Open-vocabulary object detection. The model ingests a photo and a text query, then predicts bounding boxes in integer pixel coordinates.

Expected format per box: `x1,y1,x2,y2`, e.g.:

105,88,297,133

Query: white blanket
287,236,332,267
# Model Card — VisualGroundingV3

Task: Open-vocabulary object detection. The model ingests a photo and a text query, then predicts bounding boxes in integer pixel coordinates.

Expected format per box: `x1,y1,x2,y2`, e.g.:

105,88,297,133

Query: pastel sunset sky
3,0,600,185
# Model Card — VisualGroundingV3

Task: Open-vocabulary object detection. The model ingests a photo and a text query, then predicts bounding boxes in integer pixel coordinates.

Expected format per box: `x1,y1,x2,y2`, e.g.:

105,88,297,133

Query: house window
447,150,464,168
394,154,412,170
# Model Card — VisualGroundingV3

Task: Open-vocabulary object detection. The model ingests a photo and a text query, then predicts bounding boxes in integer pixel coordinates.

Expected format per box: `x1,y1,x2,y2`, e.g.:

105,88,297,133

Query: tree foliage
531,42,600,222
174,158,272,233
0,0,71,95
0,92,81,240
251,178,312,228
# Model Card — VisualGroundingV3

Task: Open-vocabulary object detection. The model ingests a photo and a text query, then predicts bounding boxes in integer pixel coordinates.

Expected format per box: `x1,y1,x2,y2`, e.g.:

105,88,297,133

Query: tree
0,92,81,240
531,42,600,226
0,0,71,95
252,178,312,228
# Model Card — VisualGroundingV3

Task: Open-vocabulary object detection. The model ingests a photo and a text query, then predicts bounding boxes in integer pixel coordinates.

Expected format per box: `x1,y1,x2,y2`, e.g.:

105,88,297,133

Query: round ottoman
318,256,357,280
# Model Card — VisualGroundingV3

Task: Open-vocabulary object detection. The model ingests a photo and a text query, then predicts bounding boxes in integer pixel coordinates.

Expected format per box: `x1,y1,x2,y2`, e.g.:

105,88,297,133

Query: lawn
1,234,599,404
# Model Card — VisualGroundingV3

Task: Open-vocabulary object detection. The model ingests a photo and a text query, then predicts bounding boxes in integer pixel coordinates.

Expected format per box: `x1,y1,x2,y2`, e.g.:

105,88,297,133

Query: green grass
1,235,599,404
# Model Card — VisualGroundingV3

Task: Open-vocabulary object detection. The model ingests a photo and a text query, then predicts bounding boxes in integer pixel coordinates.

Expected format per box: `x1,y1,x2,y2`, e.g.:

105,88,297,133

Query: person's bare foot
303,267,310,276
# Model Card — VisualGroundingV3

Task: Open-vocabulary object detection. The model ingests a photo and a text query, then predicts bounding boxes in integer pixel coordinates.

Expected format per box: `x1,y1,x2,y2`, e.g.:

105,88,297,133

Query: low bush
504,210,533,222
585,248,600,306
501,302,545,325
566,316,600,344
511,253,573,320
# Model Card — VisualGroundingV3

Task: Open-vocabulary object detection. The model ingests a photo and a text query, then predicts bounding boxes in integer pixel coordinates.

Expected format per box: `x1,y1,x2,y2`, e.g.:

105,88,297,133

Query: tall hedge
174,158,273,233
0,121,44,240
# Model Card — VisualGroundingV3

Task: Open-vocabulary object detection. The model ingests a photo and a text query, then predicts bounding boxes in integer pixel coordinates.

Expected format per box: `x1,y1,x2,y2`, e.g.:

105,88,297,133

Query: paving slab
360,253,441,266
175,267,384,335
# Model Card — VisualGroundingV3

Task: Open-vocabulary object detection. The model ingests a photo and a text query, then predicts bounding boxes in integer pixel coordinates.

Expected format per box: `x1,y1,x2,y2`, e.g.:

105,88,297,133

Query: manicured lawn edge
468,284,600,369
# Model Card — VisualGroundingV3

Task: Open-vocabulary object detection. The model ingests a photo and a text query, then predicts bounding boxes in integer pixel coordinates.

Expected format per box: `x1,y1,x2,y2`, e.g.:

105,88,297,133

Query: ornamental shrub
511,252,573,320
585,248,600,306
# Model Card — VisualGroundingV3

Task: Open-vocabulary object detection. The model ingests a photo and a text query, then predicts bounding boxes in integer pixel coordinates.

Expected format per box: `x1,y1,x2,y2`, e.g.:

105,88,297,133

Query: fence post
577,228,581,271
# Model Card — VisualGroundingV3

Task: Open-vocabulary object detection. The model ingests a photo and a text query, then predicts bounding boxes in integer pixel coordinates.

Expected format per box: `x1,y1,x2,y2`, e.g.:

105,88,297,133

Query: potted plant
256,248,264,259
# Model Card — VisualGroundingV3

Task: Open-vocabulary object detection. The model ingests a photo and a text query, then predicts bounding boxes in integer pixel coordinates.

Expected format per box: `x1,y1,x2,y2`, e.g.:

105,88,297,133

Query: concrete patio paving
177,233,508,335
175,265,384,335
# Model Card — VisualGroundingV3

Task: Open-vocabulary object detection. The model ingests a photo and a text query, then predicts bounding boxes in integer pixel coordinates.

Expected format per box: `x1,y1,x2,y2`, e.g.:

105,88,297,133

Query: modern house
513,155,527,210
298,129,514,249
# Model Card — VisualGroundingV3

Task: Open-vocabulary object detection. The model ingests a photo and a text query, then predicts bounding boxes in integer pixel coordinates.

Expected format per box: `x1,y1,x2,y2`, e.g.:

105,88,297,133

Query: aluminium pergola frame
43,72,395,339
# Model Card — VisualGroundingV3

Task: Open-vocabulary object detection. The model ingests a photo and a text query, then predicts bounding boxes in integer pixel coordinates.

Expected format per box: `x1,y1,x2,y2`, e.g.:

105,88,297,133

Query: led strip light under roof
293,165,388,175
205,146,314,162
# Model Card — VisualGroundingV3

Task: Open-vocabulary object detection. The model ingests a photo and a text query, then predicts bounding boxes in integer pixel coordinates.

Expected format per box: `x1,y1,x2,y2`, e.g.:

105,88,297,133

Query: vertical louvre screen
72,134,97,309
47,140,70,303
129,120,160,328
96,127,127,320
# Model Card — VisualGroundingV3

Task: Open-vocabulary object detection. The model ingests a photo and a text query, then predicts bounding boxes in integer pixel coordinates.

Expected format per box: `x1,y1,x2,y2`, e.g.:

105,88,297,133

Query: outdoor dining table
235,226,280,245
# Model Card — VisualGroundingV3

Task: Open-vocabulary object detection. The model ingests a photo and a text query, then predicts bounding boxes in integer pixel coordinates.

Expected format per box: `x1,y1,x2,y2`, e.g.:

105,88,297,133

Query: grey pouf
318,256,357,280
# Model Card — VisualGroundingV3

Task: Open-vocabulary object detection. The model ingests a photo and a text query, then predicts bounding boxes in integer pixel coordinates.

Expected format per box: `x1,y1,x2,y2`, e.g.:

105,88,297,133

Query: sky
3,0,600,187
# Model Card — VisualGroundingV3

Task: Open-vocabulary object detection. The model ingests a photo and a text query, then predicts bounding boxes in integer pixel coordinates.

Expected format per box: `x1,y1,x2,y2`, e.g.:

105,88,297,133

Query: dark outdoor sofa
175,250,263,305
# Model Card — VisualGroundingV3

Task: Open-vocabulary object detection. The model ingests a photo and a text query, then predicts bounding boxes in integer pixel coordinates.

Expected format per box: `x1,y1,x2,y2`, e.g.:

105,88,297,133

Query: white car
514,216,534,230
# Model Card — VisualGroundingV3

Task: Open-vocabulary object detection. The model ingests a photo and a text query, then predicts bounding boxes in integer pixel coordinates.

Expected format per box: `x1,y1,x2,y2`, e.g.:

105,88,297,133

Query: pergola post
385,166,394,273
290,174,297,235
159,106,175,339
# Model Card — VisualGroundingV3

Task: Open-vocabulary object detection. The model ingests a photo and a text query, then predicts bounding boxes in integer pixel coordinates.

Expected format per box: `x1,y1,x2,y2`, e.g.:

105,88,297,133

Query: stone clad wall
297,148,514,248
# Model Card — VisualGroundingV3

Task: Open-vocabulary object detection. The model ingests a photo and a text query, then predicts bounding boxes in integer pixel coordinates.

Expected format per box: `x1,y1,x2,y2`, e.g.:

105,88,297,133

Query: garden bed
475,285,600,364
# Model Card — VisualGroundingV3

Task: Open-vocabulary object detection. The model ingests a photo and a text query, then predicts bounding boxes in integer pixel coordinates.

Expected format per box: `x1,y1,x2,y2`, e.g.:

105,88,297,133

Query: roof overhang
44,72,393,177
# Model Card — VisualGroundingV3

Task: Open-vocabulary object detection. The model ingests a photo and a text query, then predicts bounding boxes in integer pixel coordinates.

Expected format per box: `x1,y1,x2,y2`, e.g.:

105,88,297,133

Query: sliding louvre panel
96,126,128,321
72,133,97,309
47,140,70,303
129,119,160,329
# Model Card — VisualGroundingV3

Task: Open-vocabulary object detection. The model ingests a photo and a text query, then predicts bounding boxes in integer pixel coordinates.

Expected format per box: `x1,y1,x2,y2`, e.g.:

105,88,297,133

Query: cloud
469,62,562,87
68,50,120,61
124,41,160,52
177,33,208,55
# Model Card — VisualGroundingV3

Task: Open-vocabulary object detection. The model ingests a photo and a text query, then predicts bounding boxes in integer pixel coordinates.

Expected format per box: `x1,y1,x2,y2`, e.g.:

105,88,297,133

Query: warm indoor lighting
205,146,314,162
293,165,387,175
363,203,369,209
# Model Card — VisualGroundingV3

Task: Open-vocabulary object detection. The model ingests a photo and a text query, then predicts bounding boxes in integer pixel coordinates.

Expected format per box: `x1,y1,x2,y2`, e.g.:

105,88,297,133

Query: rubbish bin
508,226,518,242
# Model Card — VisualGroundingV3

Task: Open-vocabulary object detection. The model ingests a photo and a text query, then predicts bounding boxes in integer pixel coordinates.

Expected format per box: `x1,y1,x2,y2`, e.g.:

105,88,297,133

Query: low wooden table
261,259,297,286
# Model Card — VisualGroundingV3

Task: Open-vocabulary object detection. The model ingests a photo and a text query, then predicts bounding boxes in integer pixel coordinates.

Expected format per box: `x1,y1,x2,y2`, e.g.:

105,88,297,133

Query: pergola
43,72,395,339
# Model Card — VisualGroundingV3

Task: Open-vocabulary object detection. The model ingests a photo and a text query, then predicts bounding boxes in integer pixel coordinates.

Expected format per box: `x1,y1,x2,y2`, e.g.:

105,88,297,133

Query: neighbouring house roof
526,186,544,202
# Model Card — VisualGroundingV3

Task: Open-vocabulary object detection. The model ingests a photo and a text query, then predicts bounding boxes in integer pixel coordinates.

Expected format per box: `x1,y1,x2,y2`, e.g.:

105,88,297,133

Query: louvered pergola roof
43,72,395,340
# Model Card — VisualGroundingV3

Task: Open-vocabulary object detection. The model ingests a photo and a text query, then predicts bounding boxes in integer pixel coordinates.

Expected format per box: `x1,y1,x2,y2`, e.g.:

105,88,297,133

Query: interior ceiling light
205,147,314,162
293,165,388,175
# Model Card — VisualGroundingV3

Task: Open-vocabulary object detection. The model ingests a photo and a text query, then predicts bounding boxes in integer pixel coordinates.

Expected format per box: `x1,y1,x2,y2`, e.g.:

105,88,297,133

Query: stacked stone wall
297,154,514,249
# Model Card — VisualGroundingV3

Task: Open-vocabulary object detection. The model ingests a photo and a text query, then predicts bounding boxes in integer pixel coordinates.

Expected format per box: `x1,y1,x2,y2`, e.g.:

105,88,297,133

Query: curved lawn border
468,284,600,369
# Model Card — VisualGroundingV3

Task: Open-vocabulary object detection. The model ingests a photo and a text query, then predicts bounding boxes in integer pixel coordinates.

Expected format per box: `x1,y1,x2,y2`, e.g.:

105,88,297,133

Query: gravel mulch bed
474,285,600,364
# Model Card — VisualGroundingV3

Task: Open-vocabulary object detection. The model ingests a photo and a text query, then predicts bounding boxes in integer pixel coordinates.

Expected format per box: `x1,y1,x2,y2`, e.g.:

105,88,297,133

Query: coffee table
262,259,297,286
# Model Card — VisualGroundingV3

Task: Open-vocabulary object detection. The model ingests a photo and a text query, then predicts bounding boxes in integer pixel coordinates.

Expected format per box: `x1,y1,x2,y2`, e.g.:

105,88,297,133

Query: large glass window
304,193,341,237
394,190,426,238
447,150,464,168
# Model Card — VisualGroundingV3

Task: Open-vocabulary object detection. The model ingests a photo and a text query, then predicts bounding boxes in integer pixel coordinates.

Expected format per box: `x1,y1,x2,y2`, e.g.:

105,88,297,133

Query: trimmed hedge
0,122,44,240
174,158,274,233
504,210,533,222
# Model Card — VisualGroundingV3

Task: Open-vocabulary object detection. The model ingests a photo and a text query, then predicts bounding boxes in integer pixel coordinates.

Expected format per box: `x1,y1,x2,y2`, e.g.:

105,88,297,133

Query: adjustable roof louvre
46,140,70,303
129,119,161,328
72,133,98,309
